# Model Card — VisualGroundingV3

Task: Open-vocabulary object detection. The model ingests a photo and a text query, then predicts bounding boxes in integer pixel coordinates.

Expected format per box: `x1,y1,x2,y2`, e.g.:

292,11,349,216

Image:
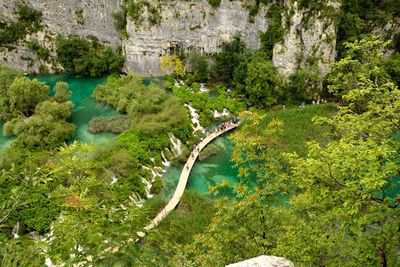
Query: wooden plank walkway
144,122,239,231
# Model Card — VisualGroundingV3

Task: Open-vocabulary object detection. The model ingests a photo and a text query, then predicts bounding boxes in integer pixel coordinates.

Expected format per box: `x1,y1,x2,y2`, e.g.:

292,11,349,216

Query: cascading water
12,222,20,238
199,83,209,93
161,151,170,167
184,104,205,133
142,178,153,199
110,176,118,185
213,109,230,118
168,133,183,156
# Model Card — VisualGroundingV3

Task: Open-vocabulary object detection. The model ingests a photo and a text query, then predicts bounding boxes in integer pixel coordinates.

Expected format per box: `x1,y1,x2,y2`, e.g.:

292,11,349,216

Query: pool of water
0,124,14,151
162,133,240,198
0,75,119,151
35,75,119,145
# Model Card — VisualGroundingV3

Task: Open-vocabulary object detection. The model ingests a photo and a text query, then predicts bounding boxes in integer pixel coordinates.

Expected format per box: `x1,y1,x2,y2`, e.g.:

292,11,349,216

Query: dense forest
0,0,400,266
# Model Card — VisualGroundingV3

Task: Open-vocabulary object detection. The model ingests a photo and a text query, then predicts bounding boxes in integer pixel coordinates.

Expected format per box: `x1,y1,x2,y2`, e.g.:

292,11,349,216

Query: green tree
244,54,281,107
174,36,400,266
0,65,22,122
8,77,49,118
212,35,247,82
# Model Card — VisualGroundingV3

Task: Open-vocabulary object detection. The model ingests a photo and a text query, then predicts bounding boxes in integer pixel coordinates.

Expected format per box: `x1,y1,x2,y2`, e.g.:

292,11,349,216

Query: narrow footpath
144,121,240,231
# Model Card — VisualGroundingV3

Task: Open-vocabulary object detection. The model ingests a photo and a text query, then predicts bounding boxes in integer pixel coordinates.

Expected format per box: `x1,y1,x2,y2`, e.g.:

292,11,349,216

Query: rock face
272,1,340,77
1,0,343,77
0,0,122,72
123,0,268,76
226,255,294,267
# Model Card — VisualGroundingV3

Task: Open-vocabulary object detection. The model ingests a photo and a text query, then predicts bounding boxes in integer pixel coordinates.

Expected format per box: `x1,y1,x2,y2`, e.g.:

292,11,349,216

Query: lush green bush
185,51,209,83
93,75,192,140
88,115,131,134
212,35,247,82
4,77,49,120
383,52,400,86
0,71,75,149
56,35,124,76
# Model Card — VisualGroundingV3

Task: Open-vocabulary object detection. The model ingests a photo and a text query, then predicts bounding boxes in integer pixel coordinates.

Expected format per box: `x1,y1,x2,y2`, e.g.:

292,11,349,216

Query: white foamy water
185,104,205,133
213,109,230,118
161,151,170,167
199,83,209,93
142,178,153,199
168,133,183,156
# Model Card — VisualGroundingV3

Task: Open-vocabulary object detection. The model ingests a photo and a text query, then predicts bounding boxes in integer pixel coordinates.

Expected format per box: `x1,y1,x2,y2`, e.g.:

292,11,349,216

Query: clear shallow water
0,124,14,151
162,133,240,199
36,75,120,145
0,75,119,152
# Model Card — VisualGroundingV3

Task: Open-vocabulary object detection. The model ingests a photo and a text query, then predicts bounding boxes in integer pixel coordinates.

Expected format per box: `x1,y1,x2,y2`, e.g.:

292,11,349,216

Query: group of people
184,118,241,171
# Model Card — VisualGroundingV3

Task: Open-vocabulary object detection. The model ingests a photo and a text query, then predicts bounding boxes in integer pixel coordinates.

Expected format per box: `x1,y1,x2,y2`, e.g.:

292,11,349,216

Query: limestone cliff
0,0,122,72
272,0,341,77
0,0,351,77
123,0,268,76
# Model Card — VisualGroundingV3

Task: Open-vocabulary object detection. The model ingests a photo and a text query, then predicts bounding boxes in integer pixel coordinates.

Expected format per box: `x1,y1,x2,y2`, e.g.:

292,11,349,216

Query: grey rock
0,0,122,72
123,0,268,76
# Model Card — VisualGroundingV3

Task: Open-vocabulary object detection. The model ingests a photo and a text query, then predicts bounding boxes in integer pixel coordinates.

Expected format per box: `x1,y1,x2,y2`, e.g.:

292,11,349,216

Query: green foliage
0,73,75,149
244,52,281,107
27,40,50,61
185,51,209,83
172,83,245,127
0,238,45,267
124,0,162,27
4,100,76,149
327,35,391,112
160,54,185,76
0,4,42,46
337,0,400,55
0,64,22,121
75,9,85,25
212,34,247,82
208,0,221,8
7,77,49,119
174,36,400,267
112,9,128,36
261,104,337,156
88,115,131,134
287,68,324,101
383,52,400,86
94,75,192,140
259,2,284,57
56,35,124,76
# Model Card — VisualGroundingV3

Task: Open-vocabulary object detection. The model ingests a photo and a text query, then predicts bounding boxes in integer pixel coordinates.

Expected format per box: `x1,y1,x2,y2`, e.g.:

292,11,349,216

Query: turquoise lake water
0,75,240,196
0,75,118,151
161,133,240,199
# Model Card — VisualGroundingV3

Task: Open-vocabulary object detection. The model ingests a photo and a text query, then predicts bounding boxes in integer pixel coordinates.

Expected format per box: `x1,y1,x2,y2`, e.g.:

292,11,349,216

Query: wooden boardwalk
144,122,239,231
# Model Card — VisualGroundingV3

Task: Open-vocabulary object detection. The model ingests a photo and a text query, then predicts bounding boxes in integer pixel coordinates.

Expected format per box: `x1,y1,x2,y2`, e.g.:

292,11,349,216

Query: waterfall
110,176,118,185
184,104,205,133
199,83,209,93
168,133,183,156
12,222,19,238
161,151,170,167
213,109,230,118
142,178,153,199
45,257,53,267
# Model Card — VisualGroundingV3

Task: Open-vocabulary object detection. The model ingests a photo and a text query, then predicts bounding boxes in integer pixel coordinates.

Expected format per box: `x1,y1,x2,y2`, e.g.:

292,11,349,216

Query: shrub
208,0,221,8
56,35,124,76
